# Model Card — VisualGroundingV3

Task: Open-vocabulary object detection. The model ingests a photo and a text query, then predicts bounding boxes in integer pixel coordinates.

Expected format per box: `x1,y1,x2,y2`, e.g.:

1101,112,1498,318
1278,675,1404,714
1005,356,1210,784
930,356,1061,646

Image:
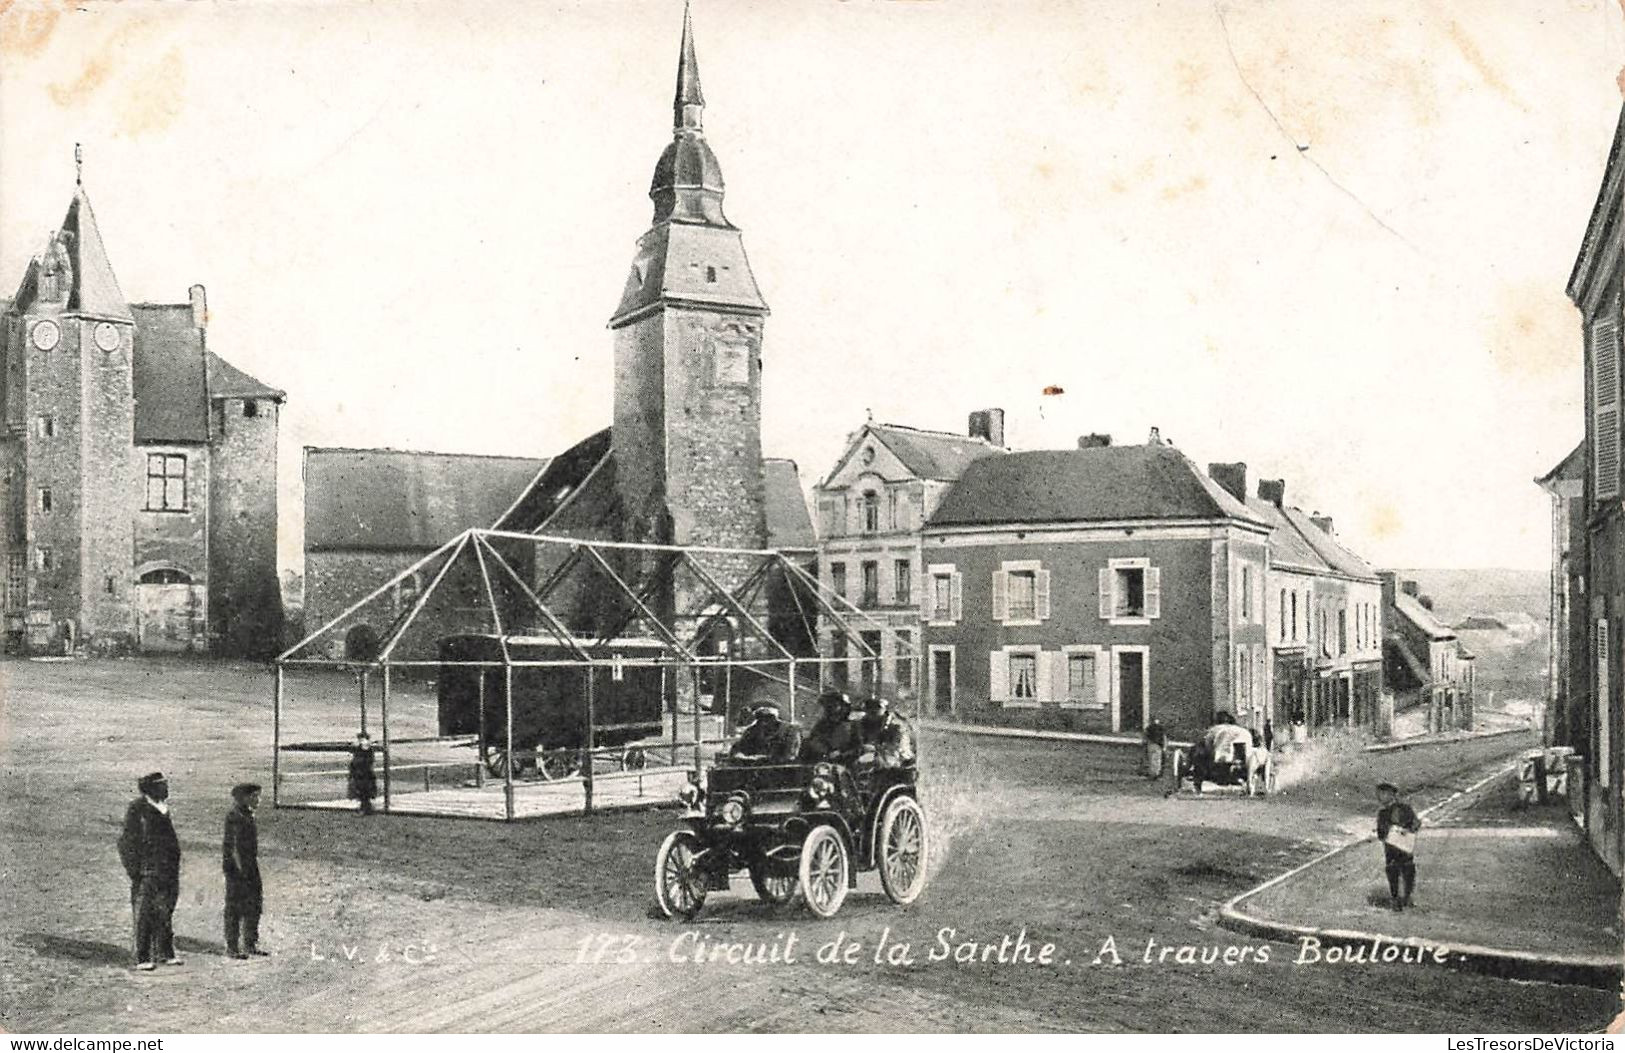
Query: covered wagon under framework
273,529,914,821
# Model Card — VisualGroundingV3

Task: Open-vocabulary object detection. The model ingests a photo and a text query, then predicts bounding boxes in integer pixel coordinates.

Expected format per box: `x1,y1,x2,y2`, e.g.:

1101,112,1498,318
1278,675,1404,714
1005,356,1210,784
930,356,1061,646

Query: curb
1363,726,1533,754
1216,762,1622,990
919,719,1192,750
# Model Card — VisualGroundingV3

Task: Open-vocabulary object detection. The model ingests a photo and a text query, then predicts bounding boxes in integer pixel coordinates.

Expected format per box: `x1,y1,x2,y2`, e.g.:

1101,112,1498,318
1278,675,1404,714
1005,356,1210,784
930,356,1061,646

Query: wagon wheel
485,747,511,780
749,859,797,905
798,825,850,919
622,747,648,772
877,796,928,905
654,829,708,920
537,750,576,782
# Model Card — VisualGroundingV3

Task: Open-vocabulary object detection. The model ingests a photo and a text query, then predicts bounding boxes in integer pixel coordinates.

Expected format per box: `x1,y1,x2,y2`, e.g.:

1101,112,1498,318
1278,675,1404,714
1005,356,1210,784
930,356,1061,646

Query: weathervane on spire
75,143,83,186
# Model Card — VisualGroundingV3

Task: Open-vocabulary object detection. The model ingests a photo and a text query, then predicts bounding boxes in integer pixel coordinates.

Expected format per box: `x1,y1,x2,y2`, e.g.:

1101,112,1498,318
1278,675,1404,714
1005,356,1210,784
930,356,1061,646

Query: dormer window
243,400,259,418
705,266,717,283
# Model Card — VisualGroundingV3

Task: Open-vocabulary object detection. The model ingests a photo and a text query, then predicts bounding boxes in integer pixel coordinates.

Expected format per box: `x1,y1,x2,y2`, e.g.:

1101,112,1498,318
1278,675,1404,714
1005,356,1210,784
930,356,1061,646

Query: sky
1,0,1622,575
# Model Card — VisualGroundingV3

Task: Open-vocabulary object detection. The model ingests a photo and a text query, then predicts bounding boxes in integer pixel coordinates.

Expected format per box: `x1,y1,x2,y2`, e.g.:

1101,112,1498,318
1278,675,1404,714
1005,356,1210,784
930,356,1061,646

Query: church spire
674,3,704,132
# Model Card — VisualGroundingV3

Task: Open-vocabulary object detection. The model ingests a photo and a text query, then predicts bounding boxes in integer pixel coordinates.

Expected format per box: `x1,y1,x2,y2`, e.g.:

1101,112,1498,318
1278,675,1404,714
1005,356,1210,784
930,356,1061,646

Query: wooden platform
287,767,692,821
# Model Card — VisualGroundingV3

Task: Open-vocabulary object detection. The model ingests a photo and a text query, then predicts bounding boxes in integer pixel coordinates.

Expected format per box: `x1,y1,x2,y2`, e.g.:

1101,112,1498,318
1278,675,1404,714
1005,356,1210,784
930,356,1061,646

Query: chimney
1077,433,1112,449
1207,462,1248,504
968,408,1005,448
1148,426,1161,445
1257,479,1285,507
1379,571,1398,609
189,284,207,329
1310,513,1335,537
1401,579,1420,598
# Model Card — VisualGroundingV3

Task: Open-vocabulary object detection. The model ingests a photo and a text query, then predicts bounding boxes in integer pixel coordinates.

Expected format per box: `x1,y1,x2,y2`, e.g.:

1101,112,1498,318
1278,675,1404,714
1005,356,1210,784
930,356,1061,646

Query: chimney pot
1401,579,1420,598
1078,433,1112,448
189,284,207,329
968,408,1005,448
1257,479,1285,506
1148,426,1161,445
1207,462,1248,504
1310,514,1335,537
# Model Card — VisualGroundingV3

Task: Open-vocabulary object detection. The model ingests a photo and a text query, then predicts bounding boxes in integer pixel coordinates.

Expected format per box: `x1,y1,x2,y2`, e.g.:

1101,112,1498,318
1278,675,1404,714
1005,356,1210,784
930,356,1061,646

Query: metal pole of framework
692,665,702,779
504,664,515,822
358,670,368,735
380,664,392,814
475,669,486,789
272,666,283,807
584,667,596,815
664,663,675,767
788,658,796,726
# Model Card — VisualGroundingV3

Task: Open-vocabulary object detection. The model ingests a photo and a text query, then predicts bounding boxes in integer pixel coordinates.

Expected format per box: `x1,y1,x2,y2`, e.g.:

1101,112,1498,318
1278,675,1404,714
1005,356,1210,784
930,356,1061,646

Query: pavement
1220,765,1624,989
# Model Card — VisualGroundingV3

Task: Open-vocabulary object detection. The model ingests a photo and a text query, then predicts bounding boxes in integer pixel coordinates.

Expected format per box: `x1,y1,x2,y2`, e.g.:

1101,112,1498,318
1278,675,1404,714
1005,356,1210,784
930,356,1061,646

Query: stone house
918,436,1270,739
1381,573,1474,732
813,411,1006,701
1535,442,1584,753
1,173,283,656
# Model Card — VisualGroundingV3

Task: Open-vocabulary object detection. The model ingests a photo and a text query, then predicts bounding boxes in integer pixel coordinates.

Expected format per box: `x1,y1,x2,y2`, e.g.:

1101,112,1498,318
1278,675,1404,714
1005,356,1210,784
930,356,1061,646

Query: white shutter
1036,650,1055,703
919,575,934,620
897,493,912,531
1035,570,1051,621
1596,319,1621,499
1098,568,1112,619
1049,652,1069,703
1095,650,1111,709
991,570,1008,622
949,572,963,622
989,650,1009,703
1145,567,1162,619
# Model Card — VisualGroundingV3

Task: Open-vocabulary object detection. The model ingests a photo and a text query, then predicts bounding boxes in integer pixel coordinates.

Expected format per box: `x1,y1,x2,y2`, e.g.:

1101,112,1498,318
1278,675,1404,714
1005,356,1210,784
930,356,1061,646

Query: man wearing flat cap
117,772,182,971
223,783,267,959
728,704,802,763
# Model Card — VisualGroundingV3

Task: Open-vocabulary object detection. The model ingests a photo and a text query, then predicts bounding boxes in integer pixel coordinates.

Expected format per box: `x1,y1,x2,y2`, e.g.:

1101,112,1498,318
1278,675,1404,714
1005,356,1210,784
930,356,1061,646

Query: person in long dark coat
347,732,377,814
117,772,182,971
222,783,267,958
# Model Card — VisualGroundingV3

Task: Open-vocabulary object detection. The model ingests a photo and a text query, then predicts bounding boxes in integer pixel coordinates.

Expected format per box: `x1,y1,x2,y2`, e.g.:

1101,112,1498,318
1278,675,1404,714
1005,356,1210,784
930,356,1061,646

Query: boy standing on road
223,783,267,959
1376,781,1421,911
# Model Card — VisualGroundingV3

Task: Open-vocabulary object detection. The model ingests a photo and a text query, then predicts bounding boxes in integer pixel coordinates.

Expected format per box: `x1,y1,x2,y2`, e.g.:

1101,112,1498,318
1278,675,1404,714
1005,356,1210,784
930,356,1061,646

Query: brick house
813,411,1006,702
1,173,283,656
1567,98,1624,876
918,437,1270,738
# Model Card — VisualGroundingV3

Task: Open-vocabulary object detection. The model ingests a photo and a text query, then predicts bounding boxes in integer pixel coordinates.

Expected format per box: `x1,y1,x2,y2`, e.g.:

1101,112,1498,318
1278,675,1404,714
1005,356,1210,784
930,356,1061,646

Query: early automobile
653,759,928,919
1165,734,1275,796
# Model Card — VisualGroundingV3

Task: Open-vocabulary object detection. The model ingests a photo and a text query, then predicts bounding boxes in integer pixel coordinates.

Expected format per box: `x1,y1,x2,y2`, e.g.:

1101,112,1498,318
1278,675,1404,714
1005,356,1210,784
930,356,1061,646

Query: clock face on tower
713,339,750,387
93,322,120,352
30,320,60,351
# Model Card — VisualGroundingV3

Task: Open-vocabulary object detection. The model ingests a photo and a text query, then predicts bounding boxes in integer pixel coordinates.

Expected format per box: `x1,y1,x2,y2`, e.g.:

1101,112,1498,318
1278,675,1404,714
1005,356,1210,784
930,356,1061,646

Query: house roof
864,423,1004,483
928,444,1267,528
1384,637,1431,692
494,429,613,533
305,447,551,551
130,305,209,444
207,351,285,400
1283,507,1377,580
1392,591,1455,641
1245,498,1332,574
763,458,815,551
1568,102,1625,302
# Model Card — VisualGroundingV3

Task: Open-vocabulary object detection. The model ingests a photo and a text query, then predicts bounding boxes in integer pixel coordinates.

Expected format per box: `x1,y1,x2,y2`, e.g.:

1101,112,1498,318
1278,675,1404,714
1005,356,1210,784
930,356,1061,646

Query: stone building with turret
0,165,284,656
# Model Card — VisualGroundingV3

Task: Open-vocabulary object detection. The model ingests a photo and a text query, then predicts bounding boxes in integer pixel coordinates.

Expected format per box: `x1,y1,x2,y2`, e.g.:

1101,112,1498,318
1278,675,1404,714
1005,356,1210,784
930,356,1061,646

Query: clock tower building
608,6,770,610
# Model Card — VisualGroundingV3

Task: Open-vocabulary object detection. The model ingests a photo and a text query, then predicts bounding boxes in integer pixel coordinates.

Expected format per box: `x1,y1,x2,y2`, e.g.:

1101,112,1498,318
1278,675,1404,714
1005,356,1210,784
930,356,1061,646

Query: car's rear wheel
749,859,797,905
798,825,849,919
622,747,648,771
485,747,510,780
877,796,928,905
538,750,576,782
654,829,708,920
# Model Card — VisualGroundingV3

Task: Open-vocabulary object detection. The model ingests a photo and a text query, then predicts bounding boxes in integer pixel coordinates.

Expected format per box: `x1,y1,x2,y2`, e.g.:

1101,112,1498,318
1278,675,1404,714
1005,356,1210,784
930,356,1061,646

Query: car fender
866,784,916,868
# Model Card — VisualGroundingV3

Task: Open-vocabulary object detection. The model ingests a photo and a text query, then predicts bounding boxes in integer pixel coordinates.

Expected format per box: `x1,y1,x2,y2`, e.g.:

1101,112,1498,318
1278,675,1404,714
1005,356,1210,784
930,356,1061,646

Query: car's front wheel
749,859,797,905
798,825,849,919
654,829,708,920
877,796,928,905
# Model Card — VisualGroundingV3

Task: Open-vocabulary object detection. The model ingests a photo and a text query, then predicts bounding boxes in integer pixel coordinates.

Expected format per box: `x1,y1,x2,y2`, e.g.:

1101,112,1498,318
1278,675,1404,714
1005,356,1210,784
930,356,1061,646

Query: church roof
305,447,551,552
11,186,134,322
763,459,815,552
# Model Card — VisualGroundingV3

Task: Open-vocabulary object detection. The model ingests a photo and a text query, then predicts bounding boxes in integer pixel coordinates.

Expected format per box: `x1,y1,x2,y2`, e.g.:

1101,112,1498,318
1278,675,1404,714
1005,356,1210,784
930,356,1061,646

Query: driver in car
1189,711,1253,794
801,690,860,765
855,696,916,770
728,704,803,763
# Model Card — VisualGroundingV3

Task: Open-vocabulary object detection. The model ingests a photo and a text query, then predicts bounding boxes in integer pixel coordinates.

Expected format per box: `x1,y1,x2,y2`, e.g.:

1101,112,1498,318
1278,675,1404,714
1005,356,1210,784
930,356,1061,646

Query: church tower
609,5,770,603
1,152,138,652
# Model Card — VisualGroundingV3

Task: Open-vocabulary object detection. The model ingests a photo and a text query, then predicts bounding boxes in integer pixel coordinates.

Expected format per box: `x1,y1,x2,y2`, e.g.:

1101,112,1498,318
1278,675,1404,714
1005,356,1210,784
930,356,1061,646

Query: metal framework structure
273,528,914,820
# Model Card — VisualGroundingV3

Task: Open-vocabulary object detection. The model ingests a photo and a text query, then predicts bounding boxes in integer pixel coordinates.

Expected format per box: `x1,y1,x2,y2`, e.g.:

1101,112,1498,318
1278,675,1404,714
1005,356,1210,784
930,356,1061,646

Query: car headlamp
809,775,835,802
677,782,702,808
813,762,835,779
720,796,747,826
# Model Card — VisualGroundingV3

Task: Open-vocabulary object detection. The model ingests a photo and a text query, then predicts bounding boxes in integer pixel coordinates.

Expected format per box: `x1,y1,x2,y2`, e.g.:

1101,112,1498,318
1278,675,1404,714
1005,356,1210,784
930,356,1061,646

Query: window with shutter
1035,570,1051,621
1145,567,1161,619
950,572,963,622
1594,318,1621,499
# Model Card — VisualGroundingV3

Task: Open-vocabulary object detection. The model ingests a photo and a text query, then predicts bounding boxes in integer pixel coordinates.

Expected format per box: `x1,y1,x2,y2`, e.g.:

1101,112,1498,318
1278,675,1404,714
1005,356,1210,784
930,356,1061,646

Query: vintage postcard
0,0,1621,1038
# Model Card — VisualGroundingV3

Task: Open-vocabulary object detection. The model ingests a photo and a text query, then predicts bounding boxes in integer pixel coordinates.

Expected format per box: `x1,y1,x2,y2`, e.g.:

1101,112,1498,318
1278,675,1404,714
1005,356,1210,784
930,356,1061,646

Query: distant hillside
1394,568,1547,628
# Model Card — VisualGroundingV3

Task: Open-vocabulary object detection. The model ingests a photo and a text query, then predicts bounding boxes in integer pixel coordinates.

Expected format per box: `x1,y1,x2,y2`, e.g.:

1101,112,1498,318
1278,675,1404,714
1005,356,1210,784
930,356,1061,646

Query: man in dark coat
222,783,267,959
800,691,860,765
117,772,182,971
1377,782,1422,911
728,705,802,763
855,697,916,770
348,732,377,815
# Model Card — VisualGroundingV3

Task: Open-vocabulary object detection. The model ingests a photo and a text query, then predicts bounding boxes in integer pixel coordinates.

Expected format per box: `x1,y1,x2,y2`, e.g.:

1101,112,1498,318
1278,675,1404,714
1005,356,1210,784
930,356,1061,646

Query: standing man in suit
222,783,267,959
117,772,182,971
